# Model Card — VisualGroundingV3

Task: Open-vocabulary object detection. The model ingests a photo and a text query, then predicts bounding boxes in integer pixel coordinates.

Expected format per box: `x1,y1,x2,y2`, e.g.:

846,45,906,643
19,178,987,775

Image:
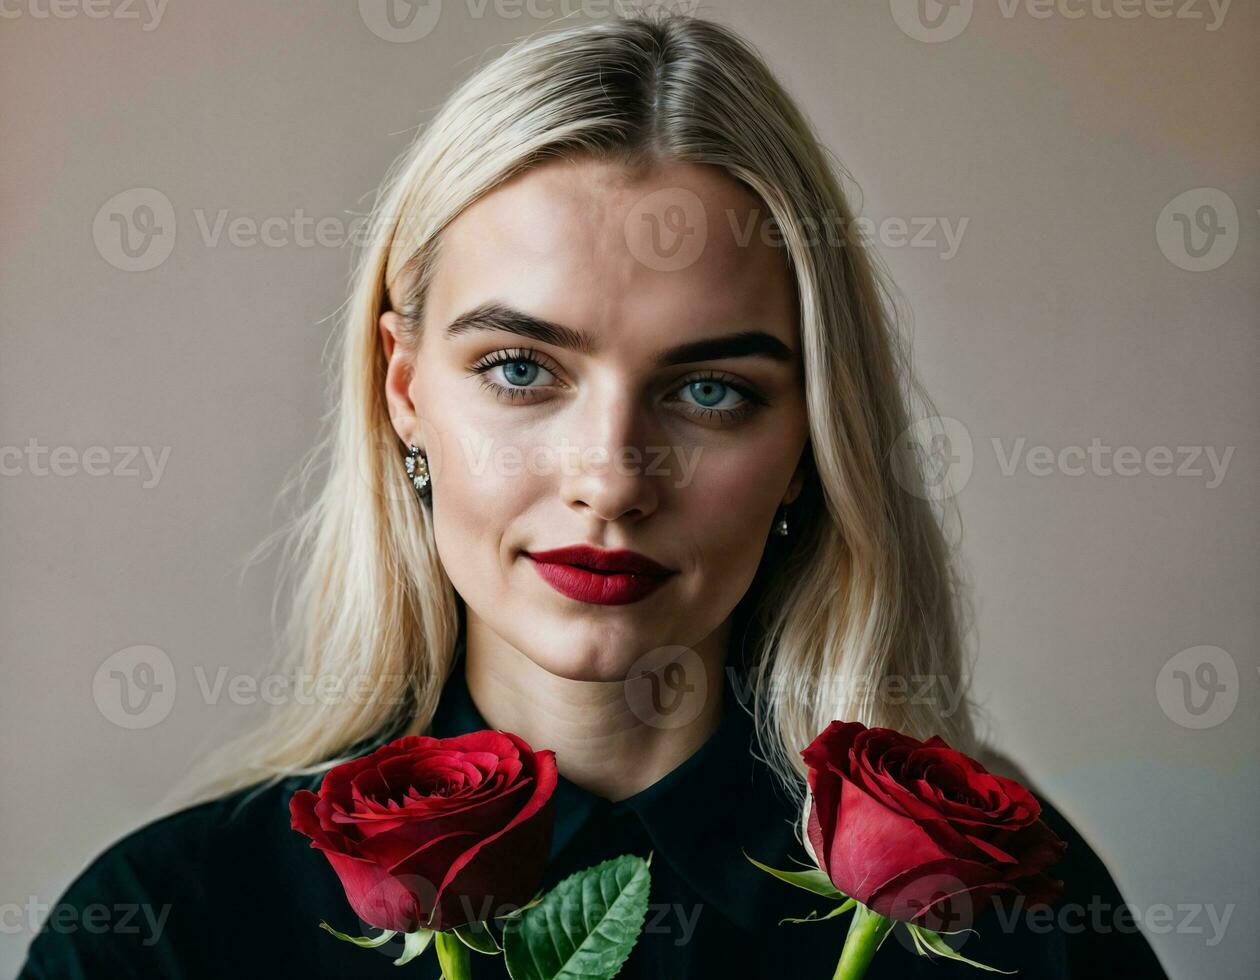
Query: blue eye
471,348,559,398
680,379,744,411
496,359,545,387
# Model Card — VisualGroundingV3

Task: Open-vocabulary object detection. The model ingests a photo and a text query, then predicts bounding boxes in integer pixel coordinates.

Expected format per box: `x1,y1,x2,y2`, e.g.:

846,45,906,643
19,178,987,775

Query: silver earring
404,444,431,504
773,505,790,536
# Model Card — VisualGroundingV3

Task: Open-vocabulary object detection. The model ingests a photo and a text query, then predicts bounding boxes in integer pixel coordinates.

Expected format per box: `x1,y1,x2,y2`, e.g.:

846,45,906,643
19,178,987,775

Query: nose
558,389,661,524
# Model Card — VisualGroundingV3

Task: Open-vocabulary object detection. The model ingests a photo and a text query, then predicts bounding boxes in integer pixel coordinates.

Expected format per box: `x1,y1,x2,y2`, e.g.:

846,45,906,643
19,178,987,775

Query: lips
523,545,674,606
525,546,673,576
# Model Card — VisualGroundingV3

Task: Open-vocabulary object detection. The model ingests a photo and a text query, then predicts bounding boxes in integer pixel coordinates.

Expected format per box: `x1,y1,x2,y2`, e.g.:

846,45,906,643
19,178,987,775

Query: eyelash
467,347,767,423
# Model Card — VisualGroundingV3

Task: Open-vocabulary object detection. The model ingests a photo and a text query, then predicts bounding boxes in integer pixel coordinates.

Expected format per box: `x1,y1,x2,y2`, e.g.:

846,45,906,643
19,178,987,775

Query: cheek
679,442,786,576
409,382,540,597
427,423,541,552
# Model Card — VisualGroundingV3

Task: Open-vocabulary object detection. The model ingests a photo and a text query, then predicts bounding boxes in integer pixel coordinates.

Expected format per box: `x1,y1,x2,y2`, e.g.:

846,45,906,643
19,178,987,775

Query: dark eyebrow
445,302,595,356
652,331,794,367
444,302,794,366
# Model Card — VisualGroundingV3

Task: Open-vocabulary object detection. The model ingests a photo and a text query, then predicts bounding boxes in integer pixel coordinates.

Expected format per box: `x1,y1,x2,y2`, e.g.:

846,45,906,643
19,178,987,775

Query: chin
525,634,642,683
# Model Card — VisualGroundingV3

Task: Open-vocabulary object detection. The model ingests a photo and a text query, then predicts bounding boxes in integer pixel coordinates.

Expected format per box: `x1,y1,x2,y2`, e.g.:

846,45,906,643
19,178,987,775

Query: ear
379,309,402,362
783,439,812,506
379,310,421,447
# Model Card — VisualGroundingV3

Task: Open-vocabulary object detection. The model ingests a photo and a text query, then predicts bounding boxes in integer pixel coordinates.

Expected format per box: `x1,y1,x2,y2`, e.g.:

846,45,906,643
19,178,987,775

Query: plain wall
2,2,1255,977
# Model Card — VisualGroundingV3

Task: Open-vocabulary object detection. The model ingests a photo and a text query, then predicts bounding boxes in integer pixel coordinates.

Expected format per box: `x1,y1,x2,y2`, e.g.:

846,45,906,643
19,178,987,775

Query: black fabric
20,647,1169,979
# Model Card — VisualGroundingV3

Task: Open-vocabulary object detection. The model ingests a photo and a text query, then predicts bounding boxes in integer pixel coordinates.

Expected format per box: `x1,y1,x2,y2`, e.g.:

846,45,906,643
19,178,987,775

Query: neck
461,617,729,802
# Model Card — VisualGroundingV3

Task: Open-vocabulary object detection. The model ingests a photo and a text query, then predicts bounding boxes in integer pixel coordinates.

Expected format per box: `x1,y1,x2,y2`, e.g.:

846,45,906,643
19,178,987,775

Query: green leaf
743,850,848,900
317,921,398,948
779,898,856,925
905,924,1017,974
453,920,501,954
393,928,436,967
502,855,651,980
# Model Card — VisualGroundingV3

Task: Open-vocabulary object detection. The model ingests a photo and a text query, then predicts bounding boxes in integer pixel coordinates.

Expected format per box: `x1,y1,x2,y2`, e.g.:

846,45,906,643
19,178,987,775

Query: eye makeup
466,347,769,424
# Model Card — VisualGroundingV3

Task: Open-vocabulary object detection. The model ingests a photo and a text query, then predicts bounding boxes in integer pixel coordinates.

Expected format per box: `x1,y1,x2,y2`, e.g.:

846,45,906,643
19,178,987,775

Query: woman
21,12,1167,979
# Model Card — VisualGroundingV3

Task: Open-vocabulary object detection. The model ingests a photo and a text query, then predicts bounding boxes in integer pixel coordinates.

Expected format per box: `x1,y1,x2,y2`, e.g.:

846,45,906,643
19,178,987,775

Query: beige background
2,2,1255,977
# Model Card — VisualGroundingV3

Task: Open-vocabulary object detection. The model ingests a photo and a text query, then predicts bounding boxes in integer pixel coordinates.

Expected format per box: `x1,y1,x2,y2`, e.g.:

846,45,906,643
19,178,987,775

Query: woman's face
382,156,809,682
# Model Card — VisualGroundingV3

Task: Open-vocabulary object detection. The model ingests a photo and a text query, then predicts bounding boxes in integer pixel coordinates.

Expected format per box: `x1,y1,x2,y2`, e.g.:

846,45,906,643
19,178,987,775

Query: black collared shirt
20,648,1169,979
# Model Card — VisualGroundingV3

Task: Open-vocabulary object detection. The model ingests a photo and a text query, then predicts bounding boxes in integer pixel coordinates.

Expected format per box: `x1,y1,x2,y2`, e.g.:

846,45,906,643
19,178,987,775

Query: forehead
425,156,799,356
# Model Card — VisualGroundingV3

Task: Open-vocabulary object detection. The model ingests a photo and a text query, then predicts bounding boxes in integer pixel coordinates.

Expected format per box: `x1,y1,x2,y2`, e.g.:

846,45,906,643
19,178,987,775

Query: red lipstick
523,545,675,606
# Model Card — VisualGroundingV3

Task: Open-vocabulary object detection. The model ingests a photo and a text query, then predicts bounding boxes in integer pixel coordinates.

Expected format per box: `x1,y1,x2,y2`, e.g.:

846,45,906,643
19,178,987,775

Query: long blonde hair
169,9,987,841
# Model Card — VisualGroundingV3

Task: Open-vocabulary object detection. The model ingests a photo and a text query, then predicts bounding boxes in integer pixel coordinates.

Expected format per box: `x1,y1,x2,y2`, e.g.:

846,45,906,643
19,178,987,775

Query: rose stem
833,904,896,980
434,929,472,980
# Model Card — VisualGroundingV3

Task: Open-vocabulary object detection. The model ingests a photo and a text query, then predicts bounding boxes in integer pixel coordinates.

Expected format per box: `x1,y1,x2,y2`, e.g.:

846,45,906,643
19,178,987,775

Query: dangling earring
773,504,790,536
404,444,432,505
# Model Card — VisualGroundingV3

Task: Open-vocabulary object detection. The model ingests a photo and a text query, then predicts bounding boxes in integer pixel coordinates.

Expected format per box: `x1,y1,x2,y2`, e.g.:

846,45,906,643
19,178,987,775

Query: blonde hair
169,9,988,843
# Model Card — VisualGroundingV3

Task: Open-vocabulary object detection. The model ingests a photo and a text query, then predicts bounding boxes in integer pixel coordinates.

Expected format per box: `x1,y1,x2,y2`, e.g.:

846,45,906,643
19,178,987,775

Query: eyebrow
444,302,794,366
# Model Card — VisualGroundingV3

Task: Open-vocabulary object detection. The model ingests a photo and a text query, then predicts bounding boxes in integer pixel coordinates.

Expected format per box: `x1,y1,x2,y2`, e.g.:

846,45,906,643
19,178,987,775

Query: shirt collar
426,638,810,933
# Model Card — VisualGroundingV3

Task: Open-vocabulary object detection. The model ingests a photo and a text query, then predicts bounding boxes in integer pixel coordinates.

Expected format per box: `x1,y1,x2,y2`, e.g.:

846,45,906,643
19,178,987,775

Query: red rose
290,730,557,933
802,721,1066,931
